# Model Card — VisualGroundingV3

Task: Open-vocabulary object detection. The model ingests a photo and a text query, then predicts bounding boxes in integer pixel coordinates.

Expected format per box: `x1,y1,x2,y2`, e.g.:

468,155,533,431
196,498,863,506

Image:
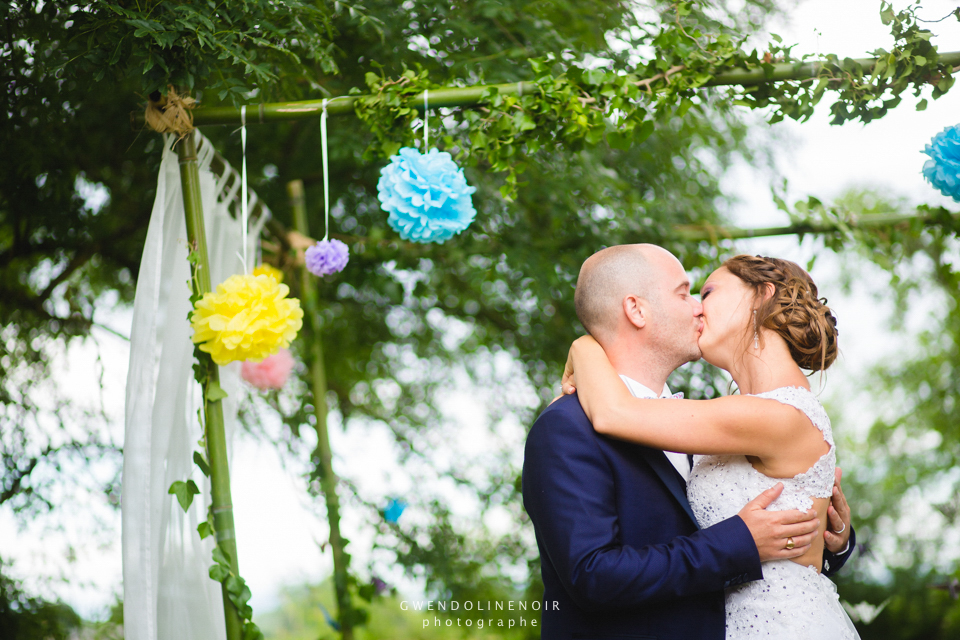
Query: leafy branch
353,1,955,200
62,0,383,103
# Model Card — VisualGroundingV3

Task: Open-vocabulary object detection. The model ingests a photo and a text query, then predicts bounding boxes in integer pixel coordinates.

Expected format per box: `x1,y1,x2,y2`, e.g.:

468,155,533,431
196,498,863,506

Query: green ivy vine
166,244,264,640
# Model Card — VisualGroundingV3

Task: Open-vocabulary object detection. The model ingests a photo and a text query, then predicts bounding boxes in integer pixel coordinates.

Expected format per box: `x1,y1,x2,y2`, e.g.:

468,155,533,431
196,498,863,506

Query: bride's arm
566,336,797,457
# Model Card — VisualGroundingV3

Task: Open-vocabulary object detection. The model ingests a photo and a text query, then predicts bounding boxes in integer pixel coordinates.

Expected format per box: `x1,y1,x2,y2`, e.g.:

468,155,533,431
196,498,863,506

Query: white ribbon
321,98,330,241
240,105,249,271
423,89,429,150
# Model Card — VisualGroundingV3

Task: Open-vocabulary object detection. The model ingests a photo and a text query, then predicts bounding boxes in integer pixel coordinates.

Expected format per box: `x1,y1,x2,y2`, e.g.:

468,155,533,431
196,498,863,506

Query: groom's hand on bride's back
737,483,820,562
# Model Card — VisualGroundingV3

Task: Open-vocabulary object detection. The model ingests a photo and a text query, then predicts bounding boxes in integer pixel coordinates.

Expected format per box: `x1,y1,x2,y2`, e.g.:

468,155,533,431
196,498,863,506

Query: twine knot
144,86,196,137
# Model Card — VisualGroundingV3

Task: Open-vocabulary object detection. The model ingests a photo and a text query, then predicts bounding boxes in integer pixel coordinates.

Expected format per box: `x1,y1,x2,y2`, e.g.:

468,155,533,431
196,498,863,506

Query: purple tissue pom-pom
305,239,349,276
371,576,389,596
377,147,477,243
923,124,960,201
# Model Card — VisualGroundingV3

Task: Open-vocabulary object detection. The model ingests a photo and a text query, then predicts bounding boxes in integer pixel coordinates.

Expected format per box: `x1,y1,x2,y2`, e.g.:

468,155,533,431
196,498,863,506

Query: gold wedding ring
785,537,795,550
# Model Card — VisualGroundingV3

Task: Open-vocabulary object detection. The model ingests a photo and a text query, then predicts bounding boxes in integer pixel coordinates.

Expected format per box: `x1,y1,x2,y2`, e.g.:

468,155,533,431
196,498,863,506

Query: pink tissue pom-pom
241,349,295,390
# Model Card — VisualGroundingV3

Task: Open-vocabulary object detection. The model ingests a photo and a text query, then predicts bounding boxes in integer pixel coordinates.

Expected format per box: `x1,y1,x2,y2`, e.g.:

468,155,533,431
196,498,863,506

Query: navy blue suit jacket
522,393,856,640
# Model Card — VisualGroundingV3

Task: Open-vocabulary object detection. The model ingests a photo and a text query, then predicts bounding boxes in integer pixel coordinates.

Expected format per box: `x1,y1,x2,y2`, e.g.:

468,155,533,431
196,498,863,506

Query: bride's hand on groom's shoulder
551,336,601,404
561,347,576,397
559,335,600,398
548,355,576,405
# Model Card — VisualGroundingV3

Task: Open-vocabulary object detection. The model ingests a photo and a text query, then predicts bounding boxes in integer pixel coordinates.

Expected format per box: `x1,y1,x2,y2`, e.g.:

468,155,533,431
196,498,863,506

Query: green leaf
197,521,214,539
916,99,928,111
193,451,211,476
358,582,376,601
635,120,655,144
584,69,605,86
585,126,605,145
192,358,207,387
206,381,228,402
528,58,548,76
226,575,250,600
125,18,162,33
212,545,231,567
209,563,230,582
607,131,632,150
226,575,254,618
880,4,895,25
242,621,265,640
168,480,200,512
381,140,401,157
511,111,536,132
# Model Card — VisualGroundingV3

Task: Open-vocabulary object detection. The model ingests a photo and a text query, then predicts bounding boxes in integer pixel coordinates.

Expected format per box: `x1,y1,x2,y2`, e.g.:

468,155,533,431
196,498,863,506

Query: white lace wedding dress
687,387,860,639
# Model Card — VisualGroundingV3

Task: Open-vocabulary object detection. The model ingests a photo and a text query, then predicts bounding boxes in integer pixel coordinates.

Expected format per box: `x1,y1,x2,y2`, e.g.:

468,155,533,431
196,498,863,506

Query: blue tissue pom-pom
384,499,407,524
923,124,960,201
377,147,477,243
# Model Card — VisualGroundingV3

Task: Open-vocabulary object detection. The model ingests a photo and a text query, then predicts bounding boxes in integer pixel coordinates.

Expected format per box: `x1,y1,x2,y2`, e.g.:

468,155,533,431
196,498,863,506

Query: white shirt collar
618,375,672,400
617,375,689,482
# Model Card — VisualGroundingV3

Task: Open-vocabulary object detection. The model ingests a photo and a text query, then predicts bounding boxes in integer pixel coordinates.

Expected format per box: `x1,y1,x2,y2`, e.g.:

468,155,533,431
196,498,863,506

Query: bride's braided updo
722,255,839,371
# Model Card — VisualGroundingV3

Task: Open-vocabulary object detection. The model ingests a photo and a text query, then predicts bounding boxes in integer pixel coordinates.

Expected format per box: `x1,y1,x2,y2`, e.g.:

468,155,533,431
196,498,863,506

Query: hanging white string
240,105,249,271
423,89,429,150
321,98,330,241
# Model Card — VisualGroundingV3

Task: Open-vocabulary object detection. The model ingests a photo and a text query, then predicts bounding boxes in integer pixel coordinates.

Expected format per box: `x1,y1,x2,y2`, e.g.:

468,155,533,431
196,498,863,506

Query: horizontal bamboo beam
132,51,960,128
133,82,528,128
257,206,955,249
674,209,958,241
707,50,960,86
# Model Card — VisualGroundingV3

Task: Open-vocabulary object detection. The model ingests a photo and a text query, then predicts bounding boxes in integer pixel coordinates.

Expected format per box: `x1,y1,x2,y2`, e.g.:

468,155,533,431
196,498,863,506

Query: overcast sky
3,0,959,621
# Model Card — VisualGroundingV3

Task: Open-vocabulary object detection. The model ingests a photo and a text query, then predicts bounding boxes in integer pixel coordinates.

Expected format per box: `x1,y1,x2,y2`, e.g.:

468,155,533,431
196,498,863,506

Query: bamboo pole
288,179,355,640
176,133,244,640
708,50,960,86
257,204,958,252
132,51,960,128
674,209,959,242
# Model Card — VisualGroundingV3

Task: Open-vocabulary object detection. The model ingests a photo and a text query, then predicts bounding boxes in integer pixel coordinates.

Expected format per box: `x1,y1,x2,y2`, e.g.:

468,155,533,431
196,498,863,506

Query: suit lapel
637,446,699,527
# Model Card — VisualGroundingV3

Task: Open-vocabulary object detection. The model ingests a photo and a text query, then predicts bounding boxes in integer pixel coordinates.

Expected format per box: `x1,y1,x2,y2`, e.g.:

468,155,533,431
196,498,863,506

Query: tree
2,0,957,636
815,191,960,639
0,558,81,640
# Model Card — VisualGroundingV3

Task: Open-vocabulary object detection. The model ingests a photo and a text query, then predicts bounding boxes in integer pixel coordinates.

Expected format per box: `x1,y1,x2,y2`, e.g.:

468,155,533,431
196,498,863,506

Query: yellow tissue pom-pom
190,273,304,366
252,263,284,283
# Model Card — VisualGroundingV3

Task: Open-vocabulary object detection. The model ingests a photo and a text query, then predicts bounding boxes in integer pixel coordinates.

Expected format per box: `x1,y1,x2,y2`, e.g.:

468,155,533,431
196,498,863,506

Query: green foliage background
3,0,960,638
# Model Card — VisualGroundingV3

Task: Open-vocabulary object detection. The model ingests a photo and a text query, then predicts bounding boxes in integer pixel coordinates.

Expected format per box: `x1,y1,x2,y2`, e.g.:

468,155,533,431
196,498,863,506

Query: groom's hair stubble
575,245,658,343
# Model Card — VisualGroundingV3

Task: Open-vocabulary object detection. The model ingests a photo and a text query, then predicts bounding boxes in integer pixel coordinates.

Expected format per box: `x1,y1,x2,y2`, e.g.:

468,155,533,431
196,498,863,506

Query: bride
560,254,860,639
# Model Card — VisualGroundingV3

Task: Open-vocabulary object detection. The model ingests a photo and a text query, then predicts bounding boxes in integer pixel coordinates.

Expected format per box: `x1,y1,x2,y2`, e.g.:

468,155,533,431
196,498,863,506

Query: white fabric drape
123,132,267,640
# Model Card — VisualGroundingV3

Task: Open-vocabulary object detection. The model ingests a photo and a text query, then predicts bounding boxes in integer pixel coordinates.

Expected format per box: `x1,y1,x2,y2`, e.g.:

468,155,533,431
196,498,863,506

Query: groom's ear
623,294,647,330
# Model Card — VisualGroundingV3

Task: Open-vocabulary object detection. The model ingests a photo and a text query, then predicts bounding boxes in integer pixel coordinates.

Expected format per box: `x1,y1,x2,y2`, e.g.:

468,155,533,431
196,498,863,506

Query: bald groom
522,244,856,640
